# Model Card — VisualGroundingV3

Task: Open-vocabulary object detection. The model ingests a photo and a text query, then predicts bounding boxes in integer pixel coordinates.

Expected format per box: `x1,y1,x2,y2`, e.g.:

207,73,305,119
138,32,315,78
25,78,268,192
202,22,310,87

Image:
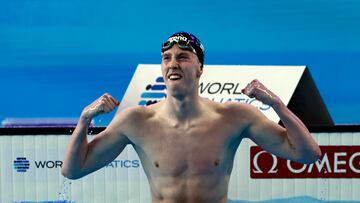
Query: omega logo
251,146,360,179
252,150,278,174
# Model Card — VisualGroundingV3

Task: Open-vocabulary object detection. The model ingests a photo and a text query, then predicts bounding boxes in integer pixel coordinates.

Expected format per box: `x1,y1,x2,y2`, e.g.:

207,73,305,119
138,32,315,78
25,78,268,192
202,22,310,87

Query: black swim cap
161,31,205,65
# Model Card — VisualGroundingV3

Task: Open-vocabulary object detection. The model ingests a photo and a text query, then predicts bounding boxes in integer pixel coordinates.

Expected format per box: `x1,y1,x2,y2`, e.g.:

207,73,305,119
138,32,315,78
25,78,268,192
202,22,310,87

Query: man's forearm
272,99,321,163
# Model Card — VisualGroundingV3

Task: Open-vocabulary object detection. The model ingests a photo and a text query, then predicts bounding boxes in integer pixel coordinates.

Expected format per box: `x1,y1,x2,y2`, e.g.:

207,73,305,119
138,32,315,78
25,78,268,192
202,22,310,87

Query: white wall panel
1,132,360,202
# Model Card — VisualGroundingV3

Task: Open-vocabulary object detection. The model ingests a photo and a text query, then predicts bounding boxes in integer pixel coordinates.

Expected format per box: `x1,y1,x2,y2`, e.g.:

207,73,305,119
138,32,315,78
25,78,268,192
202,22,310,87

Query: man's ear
196,64,203,78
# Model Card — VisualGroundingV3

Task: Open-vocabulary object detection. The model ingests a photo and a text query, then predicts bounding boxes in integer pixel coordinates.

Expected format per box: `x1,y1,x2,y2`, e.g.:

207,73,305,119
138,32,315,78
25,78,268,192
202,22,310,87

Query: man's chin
166,86,187,98
166,80,183,89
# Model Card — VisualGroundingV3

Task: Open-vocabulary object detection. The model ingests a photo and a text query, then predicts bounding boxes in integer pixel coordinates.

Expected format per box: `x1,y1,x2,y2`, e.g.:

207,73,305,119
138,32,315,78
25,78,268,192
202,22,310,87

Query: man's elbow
61,166,83,180
298,147,322,164
315,146,322,160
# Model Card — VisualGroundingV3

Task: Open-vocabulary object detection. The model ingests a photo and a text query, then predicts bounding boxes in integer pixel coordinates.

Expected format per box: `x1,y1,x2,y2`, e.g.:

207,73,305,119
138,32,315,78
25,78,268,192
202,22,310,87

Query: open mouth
168,73,183,81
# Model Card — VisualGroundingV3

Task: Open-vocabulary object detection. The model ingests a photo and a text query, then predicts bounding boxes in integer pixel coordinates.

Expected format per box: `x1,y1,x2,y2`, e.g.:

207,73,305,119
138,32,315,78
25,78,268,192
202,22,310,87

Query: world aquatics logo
138,76,167,106
13,157,30,172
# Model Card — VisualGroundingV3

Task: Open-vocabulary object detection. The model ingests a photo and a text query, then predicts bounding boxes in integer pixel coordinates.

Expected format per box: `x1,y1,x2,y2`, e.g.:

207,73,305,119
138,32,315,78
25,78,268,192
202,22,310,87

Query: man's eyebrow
177,52,191,57
162,53,171,57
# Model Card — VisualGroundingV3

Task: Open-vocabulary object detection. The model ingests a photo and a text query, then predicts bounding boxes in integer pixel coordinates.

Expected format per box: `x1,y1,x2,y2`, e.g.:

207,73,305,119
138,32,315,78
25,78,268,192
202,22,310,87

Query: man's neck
164,93,203,122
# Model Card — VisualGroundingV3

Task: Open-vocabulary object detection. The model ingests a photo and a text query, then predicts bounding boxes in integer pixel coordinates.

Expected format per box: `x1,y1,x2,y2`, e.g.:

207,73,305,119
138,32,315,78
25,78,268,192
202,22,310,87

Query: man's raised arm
242,79,321,164
61,93,131,179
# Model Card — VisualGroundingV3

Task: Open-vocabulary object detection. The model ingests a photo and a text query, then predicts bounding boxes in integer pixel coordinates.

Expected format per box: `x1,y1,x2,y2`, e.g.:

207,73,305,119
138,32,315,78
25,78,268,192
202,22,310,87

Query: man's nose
169,58,180,69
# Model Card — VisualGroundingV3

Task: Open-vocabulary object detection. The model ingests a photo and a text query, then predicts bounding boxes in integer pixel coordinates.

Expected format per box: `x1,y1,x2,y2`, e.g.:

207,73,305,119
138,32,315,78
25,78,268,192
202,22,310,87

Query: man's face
161,45,203,98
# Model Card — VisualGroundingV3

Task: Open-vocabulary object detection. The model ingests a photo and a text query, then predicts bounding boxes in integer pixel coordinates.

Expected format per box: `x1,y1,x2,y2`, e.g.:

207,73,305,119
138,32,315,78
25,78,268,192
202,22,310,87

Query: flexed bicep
245,109,298,161
81,127,130,176
80,106,139,177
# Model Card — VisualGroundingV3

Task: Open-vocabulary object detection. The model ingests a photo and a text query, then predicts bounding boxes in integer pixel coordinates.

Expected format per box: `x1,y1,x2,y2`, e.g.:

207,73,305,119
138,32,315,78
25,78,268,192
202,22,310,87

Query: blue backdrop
1,0,359,125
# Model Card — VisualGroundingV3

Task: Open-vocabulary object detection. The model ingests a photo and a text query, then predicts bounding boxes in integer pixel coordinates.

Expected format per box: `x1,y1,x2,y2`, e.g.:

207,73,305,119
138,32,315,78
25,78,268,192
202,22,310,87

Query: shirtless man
61,32,321,203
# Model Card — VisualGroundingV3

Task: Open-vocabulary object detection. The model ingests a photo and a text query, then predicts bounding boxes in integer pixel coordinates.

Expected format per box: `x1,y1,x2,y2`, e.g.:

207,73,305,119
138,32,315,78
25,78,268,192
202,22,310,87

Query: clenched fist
81,93,119,119
241,79,280,106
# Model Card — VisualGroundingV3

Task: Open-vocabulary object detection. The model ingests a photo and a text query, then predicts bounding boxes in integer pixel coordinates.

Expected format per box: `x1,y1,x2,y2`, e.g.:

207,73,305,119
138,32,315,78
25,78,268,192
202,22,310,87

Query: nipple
214,159,220,167
155,161,159,168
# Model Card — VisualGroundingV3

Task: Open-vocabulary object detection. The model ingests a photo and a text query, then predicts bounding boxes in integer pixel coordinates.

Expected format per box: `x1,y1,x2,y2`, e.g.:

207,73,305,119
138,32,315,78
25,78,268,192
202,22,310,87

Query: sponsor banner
2,133,360,202
11,158,139,173
250,146,360,178
120,64,306,123
0,135,146,202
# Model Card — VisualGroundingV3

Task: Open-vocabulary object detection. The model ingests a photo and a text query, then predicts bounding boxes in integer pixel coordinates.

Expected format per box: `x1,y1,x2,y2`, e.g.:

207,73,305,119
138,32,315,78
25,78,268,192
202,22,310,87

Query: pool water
14,196,360,203
229,196,360,203
13,178,360,203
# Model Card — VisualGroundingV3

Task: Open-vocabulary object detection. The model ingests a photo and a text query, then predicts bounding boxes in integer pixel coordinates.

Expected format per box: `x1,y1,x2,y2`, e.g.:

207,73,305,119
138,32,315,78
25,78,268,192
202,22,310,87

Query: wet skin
61,45,321,203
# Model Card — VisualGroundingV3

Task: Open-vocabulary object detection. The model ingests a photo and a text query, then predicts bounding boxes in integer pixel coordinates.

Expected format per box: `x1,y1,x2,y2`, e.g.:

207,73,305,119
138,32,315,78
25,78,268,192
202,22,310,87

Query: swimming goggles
161,36,198,55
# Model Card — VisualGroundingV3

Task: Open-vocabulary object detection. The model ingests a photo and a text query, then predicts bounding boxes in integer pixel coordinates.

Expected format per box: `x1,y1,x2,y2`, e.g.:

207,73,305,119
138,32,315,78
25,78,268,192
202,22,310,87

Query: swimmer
61,32,321,203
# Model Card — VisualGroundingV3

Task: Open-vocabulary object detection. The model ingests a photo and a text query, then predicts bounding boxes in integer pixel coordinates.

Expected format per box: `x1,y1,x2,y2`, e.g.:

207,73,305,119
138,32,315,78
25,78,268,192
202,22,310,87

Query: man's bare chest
129,119,243,176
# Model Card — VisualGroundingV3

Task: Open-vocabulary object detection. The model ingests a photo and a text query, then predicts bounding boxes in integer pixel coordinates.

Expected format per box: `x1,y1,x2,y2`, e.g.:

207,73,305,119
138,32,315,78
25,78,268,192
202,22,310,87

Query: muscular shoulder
224,102,278,138
214,101,266,124
107,105,155,134
113,105,155,124
209,100,254,116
